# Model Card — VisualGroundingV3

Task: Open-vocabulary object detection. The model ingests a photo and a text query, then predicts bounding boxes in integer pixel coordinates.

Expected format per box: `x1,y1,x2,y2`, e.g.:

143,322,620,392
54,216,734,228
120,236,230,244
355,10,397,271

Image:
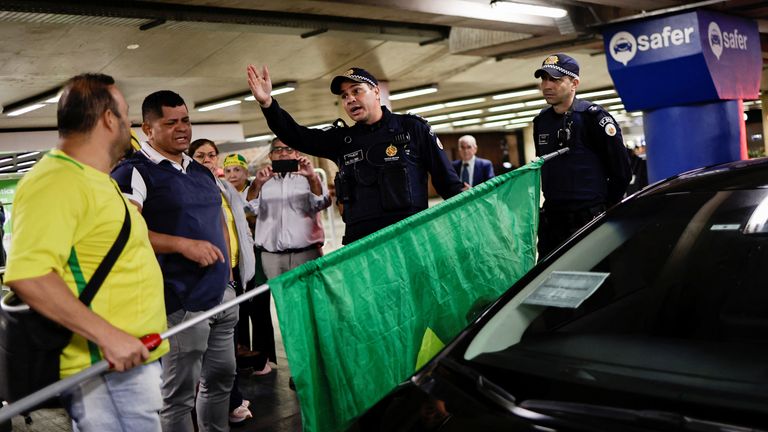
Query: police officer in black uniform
247,65,465,244
533,53,631,257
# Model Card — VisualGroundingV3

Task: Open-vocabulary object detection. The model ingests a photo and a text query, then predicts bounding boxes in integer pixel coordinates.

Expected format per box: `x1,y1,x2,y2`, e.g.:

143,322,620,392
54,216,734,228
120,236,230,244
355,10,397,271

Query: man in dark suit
452,134,495,188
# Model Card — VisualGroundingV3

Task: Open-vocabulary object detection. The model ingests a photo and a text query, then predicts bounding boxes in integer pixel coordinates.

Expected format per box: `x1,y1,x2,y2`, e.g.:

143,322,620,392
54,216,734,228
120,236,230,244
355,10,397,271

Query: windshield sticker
710,224,741,231
523,271,609,308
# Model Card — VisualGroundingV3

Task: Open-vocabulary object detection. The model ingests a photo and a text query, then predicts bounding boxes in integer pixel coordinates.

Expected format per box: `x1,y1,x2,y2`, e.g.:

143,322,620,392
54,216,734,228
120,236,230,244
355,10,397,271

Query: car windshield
463,187,768,419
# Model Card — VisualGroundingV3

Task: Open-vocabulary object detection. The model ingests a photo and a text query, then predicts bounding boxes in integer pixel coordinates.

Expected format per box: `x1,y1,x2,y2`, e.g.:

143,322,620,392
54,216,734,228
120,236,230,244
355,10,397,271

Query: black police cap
330,68,379,95
534,53,580,80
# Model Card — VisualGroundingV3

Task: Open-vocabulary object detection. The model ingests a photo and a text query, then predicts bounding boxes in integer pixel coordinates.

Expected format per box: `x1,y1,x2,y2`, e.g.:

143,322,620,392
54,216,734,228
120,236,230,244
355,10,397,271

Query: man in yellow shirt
4,73,169,432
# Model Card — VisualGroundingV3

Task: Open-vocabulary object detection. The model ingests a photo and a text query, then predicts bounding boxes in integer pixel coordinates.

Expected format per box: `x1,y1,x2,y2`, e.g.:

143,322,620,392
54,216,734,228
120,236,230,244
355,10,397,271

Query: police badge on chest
384,143,400,162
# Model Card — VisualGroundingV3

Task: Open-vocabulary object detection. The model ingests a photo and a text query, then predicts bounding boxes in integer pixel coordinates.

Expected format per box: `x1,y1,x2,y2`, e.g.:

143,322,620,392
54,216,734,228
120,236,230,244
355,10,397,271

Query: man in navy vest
452,134,495,188
112,91,237,432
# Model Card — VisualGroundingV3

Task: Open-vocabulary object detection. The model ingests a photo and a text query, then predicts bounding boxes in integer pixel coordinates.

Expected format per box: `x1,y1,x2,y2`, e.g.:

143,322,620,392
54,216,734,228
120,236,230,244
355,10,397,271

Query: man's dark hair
57,73,119,138
142,90,186,123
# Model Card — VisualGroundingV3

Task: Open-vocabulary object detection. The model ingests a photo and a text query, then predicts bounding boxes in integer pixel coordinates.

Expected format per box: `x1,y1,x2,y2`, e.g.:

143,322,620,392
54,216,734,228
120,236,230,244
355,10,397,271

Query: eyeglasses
270,147,295,154
193,152,218,160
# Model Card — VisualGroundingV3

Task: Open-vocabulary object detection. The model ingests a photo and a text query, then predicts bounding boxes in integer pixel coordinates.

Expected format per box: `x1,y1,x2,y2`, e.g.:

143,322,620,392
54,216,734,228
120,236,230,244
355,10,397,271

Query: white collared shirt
123,141,194,207
248,173,331,252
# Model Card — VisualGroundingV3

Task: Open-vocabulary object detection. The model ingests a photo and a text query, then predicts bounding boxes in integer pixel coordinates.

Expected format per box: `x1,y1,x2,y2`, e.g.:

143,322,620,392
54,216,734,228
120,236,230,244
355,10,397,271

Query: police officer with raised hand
247,65,465,244
533,53,631,257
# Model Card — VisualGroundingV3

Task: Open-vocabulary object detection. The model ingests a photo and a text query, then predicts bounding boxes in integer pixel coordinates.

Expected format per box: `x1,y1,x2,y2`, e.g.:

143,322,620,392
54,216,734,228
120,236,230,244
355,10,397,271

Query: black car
349,158,768,431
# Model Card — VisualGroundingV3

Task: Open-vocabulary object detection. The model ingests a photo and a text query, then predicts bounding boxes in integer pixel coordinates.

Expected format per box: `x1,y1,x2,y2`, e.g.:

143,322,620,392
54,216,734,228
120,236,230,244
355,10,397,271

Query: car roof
639,157,768,197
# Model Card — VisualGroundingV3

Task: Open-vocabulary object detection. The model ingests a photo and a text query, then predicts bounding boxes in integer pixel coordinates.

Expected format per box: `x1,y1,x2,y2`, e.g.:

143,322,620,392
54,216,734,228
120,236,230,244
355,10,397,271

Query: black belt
258,243,322,255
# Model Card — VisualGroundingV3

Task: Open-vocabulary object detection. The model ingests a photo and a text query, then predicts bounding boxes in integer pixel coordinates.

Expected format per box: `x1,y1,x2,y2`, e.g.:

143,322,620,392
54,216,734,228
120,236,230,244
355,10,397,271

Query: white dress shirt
248,173,331,252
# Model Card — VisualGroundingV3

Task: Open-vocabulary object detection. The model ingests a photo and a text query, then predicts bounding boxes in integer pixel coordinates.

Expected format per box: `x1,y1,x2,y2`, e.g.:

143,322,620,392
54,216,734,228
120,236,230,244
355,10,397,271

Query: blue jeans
160,287,238,432
64,361,163,432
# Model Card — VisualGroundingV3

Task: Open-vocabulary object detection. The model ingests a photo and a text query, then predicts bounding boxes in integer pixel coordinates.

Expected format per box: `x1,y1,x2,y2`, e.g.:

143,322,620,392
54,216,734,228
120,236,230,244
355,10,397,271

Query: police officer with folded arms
533,53,631,257
247,65,465,244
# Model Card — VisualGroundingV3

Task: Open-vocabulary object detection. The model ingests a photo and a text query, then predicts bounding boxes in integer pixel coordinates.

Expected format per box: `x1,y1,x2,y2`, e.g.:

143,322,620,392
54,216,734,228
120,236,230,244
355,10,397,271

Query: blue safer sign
603,10,761,111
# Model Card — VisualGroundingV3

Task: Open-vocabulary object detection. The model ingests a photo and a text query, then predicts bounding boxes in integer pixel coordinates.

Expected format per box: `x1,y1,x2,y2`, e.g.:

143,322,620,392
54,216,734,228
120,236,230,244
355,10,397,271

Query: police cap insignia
544,55,559,65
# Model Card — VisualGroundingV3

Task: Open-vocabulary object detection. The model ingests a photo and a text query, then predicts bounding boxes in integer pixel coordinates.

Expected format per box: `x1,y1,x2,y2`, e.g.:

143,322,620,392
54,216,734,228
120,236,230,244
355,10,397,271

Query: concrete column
378,80,391,110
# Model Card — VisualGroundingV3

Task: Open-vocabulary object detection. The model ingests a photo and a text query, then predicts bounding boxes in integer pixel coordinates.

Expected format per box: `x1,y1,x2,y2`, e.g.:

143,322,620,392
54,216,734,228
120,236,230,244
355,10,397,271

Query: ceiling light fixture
485,113,517,121
444,97,486,108
17,151,40,159
452,118,482,126
505,123,527,130
244,81,298,100
426,114,449,122
389,84,438,101
407,104,445,114
197,100,242,112
492,89,539,100
448,109,483,119
508,116,535,124
3,86,63,117
198,82,298,112
594,97,623,105
579,89,616,99
483,120,510,128
245,134,274,142
488,102,525,113
490,1,568,18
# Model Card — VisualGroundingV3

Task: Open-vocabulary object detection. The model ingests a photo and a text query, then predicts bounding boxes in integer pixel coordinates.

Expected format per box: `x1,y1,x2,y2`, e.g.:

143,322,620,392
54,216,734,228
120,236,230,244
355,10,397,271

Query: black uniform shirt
261,98,463,242
533,98,631,210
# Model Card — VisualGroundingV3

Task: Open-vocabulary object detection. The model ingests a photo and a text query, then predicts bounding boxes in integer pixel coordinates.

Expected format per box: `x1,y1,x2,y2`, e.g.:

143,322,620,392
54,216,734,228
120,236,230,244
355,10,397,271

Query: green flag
270,159,543,432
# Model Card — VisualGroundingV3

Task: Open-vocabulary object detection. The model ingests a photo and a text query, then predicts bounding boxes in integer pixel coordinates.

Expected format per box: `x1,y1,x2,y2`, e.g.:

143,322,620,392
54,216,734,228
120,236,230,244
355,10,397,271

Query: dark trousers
537,203,606,258
236,249,275,367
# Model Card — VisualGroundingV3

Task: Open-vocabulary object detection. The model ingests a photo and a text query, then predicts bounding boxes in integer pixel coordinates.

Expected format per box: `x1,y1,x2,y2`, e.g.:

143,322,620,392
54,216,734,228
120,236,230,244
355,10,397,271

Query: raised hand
247,64,273,108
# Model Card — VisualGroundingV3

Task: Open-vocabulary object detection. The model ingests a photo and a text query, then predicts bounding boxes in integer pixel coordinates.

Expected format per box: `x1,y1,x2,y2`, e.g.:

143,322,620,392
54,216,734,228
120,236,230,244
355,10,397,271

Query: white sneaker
229,400,253,423
252,362,273,376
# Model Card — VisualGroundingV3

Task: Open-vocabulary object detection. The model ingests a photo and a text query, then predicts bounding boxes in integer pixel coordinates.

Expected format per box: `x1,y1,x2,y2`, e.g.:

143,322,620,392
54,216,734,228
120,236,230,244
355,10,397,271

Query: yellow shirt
221,193,239,268
4,150,169,377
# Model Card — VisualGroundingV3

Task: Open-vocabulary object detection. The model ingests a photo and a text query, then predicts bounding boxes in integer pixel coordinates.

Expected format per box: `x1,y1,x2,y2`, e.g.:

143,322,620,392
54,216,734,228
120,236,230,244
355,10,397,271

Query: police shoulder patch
588,105,600,112
598,116,614,127
604,123,618,137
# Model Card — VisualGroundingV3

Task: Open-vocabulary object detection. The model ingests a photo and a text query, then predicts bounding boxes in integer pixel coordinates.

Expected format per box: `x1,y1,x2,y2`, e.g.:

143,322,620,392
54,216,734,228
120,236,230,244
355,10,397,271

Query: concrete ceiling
0,0,766,151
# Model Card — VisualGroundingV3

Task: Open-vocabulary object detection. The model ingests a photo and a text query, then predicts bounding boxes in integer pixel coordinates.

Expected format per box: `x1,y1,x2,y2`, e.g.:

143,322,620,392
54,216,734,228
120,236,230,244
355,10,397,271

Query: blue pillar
603,10,760,182
644,100,745,182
